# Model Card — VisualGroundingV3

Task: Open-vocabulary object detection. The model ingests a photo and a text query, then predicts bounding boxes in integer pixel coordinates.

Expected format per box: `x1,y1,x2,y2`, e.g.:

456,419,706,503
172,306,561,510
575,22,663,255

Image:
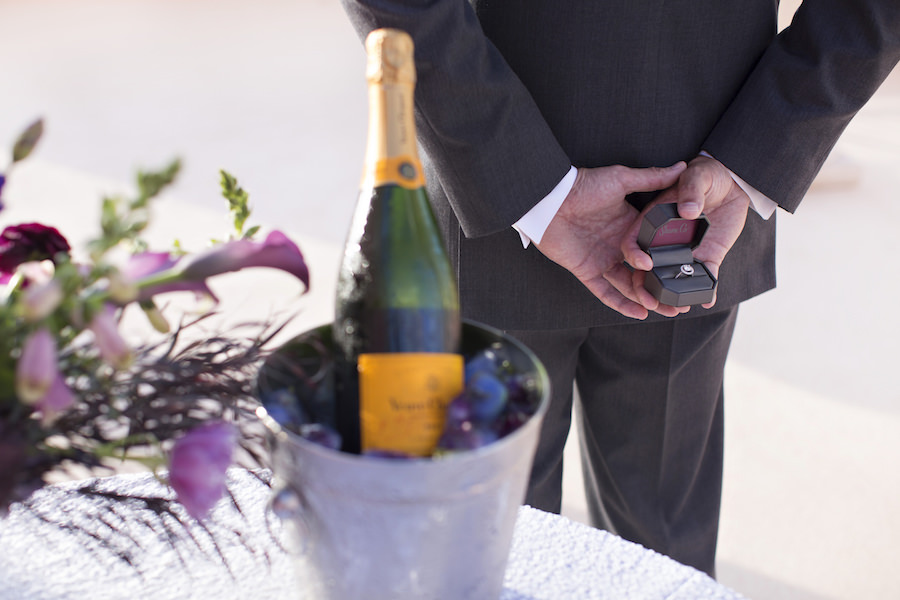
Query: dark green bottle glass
334,29,462,456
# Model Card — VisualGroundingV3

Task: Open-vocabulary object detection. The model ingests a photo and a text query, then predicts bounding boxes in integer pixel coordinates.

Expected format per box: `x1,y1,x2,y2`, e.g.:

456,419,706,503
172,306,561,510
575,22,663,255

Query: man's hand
622,155,751,310
534,162,686,320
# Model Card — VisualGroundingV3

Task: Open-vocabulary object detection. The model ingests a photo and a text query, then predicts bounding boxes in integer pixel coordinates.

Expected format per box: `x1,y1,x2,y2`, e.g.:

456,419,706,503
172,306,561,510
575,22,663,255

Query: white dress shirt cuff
512,166,578,248
699,151,777,220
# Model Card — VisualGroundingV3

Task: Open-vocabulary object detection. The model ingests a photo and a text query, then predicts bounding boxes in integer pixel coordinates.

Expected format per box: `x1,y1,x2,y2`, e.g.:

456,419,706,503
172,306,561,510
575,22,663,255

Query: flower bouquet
0,119,309,520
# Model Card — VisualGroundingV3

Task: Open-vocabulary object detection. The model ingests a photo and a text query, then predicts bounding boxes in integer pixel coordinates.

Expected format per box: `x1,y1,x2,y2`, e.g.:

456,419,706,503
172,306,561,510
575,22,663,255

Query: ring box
636,203,717,306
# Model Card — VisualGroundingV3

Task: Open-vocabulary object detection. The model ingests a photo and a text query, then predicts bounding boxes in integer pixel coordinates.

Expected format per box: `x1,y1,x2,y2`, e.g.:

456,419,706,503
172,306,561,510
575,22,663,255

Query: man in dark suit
340,0,900,576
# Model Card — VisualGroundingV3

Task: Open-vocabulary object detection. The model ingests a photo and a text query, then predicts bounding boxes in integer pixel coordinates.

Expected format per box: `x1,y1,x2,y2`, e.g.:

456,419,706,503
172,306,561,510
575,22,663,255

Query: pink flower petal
169,422,236,520
21,279,63,322
16,328,58,404
88,305,132,369
36,374,77,423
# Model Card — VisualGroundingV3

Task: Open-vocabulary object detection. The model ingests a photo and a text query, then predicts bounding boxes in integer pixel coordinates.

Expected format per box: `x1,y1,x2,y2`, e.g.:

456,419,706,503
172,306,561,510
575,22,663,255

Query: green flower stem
1,272,25,306
91,437,168,471
133,267,185,292
81,267,186,309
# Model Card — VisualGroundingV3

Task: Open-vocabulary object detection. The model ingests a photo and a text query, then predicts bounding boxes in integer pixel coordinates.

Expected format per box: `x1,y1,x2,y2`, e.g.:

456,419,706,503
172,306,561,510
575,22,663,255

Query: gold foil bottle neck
361,28,423,189
365,28,416,86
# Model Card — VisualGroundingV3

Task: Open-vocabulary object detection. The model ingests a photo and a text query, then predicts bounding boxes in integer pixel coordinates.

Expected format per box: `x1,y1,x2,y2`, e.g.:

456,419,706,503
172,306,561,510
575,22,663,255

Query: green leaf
88,160,182,256
243,225,261,240
219,169,252,236
125,218,150,237
134,158,181,208
11,118,44,163
100,197,121,237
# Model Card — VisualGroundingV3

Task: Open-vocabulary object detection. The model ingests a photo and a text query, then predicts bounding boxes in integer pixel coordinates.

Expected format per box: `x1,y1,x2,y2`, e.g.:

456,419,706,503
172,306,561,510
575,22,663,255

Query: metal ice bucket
255,320,550,600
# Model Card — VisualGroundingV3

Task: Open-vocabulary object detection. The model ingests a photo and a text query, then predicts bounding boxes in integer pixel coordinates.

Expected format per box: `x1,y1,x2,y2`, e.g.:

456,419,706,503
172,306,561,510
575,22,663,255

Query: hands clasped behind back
534,157,752,320
533,162,687,320
622,156,752,311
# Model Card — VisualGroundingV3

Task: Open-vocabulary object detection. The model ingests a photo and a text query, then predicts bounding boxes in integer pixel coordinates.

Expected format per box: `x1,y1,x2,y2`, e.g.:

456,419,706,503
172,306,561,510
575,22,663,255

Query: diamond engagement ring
675,264,694,279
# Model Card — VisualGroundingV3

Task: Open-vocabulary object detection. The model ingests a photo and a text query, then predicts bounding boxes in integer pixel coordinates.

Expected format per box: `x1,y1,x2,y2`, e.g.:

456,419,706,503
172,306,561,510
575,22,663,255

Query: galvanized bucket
256,320,550,600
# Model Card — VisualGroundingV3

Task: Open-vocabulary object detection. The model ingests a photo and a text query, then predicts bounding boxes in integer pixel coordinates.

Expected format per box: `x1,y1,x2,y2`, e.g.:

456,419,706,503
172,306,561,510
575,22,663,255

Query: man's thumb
677,195,703,220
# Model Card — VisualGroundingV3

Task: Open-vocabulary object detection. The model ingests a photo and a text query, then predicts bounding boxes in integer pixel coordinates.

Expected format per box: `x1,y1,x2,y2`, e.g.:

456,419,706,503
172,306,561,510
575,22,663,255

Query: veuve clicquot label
358,353,463,456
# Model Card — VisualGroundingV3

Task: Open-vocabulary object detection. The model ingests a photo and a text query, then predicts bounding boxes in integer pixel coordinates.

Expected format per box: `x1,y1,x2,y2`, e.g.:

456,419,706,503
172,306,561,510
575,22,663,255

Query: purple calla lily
180,231,309,291
122,252,180,280
122,251,216,303
169,422,236,520
128,232,308,304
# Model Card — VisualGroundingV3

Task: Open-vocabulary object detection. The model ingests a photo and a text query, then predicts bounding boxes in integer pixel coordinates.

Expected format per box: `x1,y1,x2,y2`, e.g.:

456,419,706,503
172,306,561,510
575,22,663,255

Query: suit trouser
506,305,739,577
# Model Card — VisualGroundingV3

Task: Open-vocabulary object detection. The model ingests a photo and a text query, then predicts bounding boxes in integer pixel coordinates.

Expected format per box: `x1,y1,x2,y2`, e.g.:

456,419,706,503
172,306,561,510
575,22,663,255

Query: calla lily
122,252,180,281
128,232,308,304
16,328,58,404
169,422,236,520
123,251,215,303
88,304,132,369
180,231,309,292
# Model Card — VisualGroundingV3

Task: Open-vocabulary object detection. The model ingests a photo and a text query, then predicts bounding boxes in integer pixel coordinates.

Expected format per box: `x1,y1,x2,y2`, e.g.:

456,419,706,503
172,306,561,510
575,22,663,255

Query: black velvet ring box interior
636,203,717,307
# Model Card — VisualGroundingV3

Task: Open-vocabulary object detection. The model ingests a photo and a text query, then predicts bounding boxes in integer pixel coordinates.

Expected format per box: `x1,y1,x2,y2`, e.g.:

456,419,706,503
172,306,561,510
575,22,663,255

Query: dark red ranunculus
0,223,71,275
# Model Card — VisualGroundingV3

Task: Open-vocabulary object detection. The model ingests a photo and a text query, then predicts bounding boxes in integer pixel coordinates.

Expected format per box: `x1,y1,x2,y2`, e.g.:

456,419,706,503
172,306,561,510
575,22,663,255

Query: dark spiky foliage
0,315,288,513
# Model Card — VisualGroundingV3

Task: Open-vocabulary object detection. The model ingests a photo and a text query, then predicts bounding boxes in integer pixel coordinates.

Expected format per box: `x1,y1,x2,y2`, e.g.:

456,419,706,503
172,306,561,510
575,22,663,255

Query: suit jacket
340,1,900,329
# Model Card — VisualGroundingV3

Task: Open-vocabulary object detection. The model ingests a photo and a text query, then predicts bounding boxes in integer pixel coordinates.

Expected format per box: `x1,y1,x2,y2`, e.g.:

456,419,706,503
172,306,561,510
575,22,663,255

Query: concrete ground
2,1,898,598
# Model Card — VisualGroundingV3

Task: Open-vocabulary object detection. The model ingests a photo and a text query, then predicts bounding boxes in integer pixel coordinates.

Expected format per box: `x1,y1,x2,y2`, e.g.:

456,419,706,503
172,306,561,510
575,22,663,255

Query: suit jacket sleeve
703,0,900,213
339,0,572,238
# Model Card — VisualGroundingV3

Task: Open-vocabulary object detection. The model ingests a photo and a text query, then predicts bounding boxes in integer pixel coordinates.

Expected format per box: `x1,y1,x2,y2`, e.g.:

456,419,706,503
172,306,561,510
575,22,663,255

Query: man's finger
618,162,687,196
604,263,658,311
582,276,649,320
628,270,691,317
701,288,718,310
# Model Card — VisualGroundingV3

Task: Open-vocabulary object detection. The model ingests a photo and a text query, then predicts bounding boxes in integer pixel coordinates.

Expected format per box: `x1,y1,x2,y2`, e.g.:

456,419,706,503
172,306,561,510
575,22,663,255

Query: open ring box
636,203,717,306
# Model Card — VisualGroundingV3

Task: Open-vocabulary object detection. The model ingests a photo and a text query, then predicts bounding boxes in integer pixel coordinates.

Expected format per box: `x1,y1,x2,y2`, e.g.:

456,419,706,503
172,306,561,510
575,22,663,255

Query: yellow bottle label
358,352,464,456
363,156,426,190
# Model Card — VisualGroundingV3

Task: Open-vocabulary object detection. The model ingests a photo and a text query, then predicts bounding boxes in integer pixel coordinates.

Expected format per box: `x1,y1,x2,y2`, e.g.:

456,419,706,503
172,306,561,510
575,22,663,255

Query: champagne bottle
334,28,463,456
